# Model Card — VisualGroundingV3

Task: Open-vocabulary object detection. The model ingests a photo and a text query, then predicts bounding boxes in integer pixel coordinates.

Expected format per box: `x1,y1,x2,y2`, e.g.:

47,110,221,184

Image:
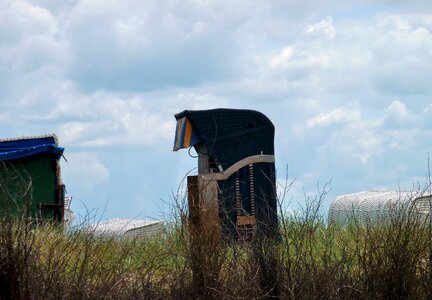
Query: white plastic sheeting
328,191,432,225
85,218,164,238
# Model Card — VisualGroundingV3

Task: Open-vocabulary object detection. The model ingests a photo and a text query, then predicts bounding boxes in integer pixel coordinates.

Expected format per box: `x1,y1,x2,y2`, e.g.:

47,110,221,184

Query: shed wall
0,153,58,220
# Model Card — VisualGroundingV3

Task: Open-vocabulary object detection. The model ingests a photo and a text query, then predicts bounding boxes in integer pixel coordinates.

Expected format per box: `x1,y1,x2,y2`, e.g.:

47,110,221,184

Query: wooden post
193,142,220,239
198,174,220,241
195,143,209,174
187,145,221,295
187,175,204,290
187,173,220,239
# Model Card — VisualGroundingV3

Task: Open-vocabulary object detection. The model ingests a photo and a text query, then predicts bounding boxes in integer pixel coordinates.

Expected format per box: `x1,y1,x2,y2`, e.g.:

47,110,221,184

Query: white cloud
305,16,336,39
60,0,251,91
269,47,294,68
383,100,416,127
371,17,432,95
54,95,176,147
306,105,362,129
47,87,232,149
1,0,57,39
260,13,432,103
58,122,89,144
1,1,432,219
269,48,335,74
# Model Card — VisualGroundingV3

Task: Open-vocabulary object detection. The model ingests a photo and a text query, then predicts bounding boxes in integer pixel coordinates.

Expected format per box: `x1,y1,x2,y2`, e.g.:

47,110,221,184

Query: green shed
0,134,65,222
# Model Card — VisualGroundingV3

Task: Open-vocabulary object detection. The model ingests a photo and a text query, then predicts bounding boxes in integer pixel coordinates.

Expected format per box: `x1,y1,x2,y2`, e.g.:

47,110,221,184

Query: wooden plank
237,215,256,226
198,175,220,239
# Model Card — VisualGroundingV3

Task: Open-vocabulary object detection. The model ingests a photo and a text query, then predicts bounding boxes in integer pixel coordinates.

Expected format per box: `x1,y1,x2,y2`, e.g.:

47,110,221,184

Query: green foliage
1,180,432,299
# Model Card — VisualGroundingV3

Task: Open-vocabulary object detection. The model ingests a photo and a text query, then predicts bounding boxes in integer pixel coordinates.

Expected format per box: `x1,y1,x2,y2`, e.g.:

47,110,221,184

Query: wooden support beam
202,154,275,181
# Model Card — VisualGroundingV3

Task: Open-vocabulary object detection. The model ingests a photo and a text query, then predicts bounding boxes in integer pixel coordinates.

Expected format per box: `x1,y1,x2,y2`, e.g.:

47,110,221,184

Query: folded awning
173,117,200,151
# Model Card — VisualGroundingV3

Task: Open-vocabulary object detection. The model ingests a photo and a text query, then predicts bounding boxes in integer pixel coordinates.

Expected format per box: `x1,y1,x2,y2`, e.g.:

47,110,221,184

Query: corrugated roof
0,133,59,145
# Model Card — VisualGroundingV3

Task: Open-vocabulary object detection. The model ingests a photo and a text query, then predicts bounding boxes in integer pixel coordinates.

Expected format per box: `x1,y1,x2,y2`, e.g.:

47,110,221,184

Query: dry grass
1,170,432,299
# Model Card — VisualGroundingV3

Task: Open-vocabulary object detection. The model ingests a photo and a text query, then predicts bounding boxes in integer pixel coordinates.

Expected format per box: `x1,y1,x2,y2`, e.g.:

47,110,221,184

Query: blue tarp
0,136,64,161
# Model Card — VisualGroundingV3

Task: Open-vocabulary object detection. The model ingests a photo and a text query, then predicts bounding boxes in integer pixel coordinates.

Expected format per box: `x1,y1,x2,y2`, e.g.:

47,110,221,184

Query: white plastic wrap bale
328,191,432,226
85,218,164,238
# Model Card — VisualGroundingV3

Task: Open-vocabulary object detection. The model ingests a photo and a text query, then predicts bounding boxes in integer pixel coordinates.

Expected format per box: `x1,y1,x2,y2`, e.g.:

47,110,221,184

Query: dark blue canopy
0,136,64,161
175,108,275,169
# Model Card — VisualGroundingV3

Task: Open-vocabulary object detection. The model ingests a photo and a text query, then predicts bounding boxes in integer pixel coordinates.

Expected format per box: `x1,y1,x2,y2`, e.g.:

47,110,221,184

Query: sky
1,0,432,222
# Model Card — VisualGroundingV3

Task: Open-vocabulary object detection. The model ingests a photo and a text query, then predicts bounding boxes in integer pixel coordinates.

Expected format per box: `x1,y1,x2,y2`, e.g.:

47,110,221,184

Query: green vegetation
0,204,431,299
1,177,432,299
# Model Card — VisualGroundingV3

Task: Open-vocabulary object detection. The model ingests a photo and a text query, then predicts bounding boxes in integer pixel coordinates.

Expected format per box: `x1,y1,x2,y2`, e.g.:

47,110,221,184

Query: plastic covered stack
328,191,432,225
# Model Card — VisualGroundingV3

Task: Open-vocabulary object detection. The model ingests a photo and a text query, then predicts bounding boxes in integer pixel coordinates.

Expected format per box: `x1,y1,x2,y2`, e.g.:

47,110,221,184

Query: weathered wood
198,175,220,240
55,184,65,222
188,175,220,239
237,215,256,226
195,143,209,174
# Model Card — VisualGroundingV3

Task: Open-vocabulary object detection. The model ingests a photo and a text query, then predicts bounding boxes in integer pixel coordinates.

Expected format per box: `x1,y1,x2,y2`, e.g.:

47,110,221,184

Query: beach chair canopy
173,108,275,170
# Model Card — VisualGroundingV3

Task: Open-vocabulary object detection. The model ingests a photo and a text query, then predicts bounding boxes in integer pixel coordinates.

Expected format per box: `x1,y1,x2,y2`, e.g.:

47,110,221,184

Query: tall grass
1,175,432,299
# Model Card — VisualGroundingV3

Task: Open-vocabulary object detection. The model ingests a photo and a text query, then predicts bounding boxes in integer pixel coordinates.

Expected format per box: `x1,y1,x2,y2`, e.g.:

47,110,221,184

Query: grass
1,204,431,299
1,176,432,299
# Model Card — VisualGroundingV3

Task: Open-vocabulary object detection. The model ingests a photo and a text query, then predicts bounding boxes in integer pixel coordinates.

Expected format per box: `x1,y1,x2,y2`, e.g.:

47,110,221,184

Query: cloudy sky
1,0,432,221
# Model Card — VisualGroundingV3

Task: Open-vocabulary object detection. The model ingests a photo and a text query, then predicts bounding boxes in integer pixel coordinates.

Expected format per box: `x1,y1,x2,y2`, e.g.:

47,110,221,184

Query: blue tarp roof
0,134,64,161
